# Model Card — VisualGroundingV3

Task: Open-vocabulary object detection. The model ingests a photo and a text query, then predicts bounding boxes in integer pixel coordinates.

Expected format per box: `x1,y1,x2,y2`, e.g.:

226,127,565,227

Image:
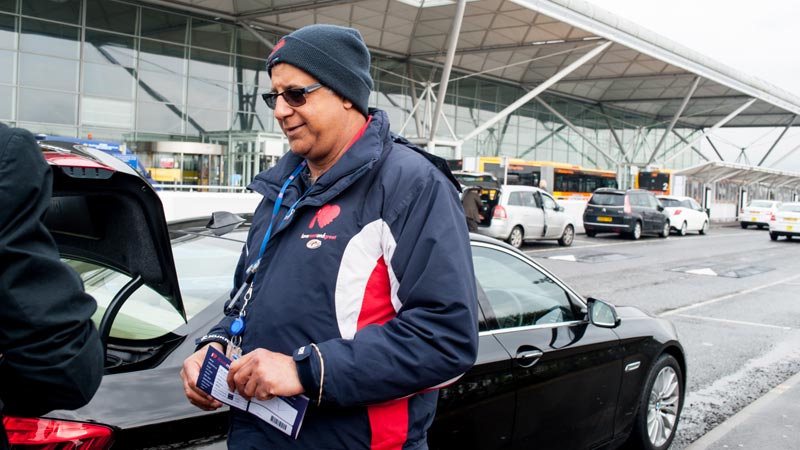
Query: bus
635,169,674,195
462,156,618,200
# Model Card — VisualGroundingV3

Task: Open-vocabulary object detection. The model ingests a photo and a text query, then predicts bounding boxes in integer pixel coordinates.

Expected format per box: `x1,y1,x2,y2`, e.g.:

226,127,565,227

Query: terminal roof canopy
145,0,800,129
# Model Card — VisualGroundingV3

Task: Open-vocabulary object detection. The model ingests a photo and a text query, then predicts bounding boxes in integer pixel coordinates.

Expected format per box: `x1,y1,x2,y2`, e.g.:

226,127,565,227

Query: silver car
478,184,575,248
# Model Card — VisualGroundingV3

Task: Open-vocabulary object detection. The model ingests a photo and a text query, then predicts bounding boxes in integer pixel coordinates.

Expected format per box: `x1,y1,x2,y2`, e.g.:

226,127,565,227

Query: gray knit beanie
267,24,374,116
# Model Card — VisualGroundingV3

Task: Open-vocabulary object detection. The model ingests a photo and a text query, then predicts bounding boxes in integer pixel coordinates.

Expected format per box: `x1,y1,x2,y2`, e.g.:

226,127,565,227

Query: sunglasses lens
263,94,277,109
284,89,306,107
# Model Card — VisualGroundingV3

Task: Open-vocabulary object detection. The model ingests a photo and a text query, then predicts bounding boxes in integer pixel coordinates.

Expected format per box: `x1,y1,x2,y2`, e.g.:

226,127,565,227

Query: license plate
598,216,612,222
751,217,757,221
788,226,794,231
786,217,797,222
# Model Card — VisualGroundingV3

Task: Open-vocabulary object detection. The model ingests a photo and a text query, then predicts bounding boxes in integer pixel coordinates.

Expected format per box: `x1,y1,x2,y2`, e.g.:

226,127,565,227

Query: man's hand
227,348,305,401
181,344,224,411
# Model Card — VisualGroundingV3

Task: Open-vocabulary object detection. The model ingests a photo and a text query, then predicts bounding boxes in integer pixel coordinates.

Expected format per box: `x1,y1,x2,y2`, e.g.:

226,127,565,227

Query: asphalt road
520,224,800,449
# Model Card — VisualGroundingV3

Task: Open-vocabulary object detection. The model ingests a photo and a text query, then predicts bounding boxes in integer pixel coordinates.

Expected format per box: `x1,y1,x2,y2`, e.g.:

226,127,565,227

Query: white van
478,184,575,248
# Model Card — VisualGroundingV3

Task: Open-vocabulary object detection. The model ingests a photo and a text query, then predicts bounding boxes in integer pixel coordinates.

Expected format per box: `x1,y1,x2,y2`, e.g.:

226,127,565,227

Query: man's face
270,63,353,162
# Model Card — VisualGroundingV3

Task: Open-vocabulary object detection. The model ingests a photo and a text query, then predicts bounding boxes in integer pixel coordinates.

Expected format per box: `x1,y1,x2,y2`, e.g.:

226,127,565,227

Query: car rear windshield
748,200,774,208
589,192,624,206
659,198,682,208
456,174,501,189
778,203,800,213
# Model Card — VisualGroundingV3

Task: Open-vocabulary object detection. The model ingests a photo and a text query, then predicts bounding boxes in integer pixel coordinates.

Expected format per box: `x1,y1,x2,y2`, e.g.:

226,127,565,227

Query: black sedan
4,142,685,450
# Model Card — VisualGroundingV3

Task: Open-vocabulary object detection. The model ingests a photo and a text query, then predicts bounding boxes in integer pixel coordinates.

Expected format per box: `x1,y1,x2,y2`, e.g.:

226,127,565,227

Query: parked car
583,188,670,240
657,195,710,236
768,202,800,240
5,142,686,450
739,199,781,229
477,184,575,248
452,170,501,227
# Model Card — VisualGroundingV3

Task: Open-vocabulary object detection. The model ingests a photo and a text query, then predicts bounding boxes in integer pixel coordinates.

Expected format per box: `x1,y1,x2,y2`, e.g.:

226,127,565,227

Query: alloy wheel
646,366,680,448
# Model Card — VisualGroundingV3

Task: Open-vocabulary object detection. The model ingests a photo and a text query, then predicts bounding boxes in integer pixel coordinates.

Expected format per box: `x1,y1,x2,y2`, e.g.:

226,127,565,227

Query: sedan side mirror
587,297,620,328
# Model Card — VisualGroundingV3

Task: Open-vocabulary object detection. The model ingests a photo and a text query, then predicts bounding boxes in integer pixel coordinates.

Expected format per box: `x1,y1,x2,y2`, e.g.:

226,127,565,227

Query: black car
5,144,686,450
584,188,671,240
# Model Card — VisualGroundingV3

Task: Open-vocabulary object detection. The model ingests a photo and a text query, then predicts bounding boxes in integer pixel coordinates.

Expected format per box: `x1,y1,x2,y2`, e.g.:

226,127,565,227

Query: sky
583,0,800,172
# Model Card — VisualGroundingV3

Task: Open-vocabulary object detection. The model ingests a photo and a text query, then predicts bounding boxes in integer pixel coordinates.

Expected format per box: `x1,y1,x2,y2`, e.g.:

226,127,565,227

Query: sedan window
471,245,576,329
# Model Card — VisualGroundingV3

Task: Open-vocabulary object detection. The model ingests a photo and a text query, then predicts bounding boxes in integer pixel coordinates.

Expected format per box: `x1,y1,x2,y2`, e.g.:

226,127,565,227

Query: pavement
683,370,800,450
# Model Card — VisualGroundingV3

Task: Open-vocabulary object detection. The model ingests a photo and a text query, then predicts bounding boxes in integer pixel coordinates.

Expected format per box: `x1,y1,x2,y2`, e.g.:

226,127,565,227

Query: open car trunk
41,141,185,372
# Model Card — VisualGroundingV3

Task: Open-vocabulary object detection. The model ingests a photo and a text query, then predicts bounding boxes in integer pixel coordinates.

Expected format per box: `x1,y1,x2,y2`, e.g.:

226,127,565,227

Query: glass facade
0,0,702,187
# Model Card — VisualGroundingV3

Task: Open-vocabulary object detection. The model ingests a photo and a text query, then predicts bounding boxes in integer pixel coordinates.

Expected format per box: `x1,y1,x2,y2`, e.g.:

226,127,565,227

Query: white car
740,199,781,229
769,202,800,241
657,195,710,236
478,184,575,248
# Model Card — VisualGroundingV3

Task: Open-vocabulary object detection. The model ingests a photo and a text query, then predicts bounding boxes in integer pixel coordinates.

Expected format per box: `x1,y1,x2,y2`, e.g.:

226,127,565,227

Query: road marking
686,268,718,276
674,314,793,330
660,273,800,317
524,229,753,254
548,254,577,261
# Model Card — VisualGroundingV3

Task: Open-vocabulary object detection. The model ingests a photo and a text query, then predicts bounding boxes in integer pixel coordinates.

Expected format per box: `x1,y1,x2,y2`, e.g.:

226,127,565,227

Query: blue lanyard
226,159,311,339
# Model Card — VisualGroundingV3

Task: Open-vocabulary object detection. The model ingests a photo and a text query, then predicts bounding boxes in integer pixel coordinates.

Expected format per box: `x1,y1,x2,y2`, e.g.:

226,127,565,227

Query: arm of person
0,125,104,416
293,160,479,407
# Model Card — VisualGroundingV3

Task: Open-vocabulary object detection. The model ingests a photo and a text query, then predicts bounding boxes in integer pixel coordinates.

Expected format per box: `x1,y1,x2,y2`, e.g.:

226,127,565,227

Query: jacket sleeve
0,126,104,416
297,151,479,407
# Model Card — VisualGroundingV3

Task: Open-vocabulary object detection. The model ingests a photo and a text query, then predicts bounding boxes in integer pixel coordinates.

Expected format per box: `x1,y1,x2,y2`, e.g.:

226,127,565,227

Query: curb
683,370,800,450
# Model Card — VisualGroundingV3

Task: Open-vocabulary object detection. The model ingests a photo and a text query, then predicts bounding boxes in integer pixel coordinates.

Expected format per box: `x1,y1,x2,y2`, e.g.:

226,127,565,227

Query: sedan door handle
516,349,543,368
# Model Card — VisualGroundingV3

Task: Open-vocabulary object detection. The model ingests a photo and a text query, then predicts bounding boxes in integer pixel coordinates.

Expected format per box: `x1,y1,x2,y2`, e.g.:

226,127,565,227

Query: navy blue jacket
201,109,478,449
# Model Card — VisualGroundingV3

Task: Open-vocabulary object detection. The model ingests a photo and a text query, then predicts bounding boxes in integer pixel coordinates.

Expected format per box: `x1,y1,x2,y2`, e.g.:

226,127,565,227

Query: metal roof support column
599,105,630,163
429,0,466,144
460,41,612,145
664,98,757,165
407,64,425,137
768,142,800,168
705,136,725,161
758,114,797,166
647,76,700,165
536,97,617,167
239,21,275,49
670,130,710,162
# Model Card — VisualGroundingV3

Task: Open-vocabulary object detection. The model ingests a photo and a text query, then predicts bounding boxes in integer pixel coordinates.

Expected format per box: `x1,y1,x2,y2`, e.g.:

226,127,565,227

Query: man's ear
342,98,354,110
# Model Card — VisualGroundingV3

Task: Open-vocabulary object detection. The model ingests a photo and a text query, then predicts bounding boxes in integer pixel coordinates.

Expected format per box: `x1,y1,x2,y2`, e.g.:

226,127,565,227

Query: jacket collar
248,108,389,201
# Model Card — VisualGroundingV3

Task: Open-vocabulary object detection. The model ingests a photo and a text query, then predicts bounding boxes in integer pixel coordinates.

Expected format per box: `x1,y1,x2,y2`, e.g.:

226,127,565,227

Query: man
180,24,479,449
461,186,484,232
0,124,104,449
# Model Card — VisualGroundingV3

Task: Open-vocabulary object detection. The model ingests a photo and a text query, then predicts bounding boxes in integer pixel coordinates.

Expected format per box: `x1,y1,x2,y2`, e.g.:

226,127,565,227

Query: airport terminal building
2,0,800,217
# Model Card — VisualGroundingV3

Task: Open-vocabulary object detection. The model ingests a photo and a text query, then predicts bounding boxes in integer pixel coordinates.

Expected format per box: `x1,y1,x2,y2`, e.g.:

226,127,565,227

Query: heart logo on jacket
309,204,340,229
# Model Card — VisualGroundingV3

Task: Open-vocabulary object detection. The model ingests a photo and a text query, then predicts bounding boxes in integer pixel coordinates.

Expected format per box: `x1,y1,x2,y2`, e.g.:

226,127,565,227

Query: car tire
699,221,708,235
507,226,524,249
678,221,687,236
659,221,670,238
770,232,778,241
558,225,574,247
627,354,684,450
629,221,642,240
585,230,596,238
740,222,748,229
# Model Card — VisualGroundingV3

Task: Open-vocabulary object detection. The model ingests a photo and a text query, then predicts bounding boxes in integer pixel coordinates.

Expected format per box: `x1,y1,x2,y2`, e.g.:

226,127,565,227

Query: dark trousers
467,218,479,232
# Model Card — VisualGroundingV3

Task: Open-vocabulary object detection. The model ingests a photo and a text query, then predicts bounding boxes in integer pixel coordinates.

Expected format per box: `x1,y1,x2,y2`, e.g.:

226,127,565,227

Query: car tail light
3,416,114,450
770,213,776,221
623,195,632,214
674,209,682,215
493,205,507,219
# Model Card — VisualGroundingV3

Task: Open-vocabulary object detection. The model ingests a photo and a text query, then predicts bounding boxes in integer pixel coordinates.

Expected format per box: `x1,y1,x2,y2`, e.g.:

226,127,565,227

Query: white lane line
660,273,800,317
524,230,754,254
673,314,793,330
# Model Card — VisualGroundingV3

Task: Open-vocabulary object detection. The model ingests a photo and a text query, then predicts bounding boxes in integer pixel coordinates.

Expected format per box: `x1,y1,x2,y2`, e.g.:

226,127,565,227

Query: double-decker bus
635,169,674,195
461,156,617,200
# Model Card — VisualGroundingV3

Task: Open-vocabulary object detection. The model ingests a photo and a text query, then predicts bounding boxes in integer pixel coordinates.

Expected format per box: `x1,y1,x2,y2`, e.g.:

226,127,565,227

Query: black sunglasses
261,83,323,109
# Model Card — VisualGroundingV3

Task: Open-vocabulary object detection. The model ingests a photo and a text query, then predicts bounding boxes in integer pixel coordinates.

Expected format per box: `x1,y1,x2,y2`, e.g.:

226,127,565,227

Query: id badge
226,343,243,360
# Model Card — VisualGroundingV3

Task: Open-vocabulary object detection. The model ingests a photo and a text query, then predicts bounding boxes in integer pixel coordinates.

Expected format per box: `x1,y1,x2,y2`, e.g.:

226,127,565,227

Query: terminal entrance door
203,131,286,188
